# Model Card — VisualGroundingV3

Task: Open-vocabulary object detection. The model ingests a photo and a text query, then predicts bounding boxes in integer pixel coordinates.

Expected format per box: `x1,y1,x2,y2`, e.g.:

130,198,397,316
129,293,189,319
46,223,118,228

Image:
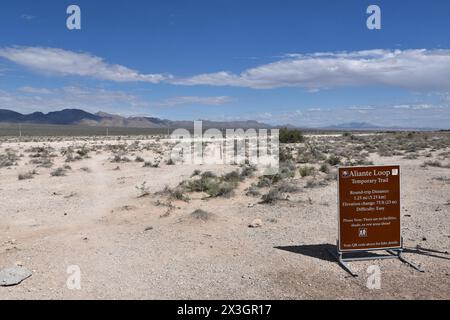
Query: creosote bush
299,165,315,177
18,170,37,180
50,167,67,177
279,128,304,144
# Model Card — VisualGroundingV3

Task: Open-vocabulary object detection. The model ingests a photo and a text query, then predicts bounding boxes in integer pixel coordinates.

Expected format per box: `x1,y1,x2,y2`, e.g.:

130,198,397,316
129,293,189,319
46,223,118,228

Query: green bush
279,128,304,144
299,166,315,177
326,155,341,166
319,163,330,173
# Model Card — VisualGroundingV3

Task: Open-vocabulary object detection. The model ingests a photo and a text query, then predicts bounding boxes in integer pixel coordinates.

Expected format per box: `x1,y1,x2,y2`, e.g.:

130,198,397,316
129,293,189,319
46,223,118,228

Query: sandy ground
0,137,449,300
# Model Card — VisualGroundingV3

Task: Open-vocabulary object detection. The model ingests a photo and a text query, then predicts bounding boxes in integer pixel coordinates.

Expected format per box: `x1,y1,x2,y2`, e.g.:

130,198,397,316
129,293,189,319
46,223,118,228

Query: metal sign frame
332,165,424,277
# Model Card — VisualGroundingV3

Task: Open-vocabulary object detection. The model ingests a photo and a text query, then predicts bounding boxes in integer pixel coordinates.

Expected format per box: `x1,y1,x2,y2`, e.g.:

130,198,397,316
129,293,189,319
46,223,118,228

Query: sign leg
387,250,425,272
338,253,358,277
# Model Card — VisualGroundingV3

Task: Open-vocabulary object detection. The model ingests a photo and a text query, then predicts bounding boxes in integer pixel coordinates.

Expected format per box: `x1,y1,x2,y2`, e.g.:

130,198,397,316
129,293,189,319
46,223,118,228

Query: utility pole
19,123,22,138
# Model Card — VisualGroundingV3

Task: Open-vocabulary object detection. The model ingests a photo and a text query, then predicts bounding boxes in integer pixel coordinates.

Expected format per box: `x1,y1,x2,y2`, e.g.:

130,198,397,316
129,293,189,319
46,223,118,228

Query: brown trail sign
330,165,424,277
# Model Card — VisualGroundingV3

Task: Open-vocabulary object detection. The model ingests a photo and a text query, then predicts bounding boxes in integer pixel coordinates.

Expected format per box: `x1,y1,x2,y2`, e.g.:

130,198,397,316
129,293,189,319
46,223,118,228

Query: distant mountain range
324,122,382,130
0,109,271,129
324,122,438,131
0,109,437,131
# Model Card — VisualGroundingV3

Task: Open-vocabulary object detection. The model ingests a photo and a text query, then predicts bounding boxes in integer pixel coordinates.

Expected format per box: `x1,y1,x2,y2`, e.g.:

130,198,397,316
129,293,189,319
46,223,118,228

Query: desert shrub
65,153,82,162
191,169,201,177
0,151,19,168
111,153,131,163
18,170,37,180
326,155,341,166
433,176,450,183
201,171,216,179
422,160,442,168
325,171,338,181
403,153,418,160
343,158,374,166
257,174,282,188
277,181,299,193
76,145,90,157
135,156,145,163
50,167,67,177
279,161,296,178
30,156,54,168
166,158,175,165
305,179,328,188
246,185,261,197
299,165,315,177
136,181,150,198
261,188,281,204
279,128,304,143
170,188,190,202
319,163,330,173
223,170,242,183
279,147,294,161
240,165,257,179
158,185,190,202
144,161,159,168
206,180,235,197
191,209,212,222
184,170,239,198
80,167,92,173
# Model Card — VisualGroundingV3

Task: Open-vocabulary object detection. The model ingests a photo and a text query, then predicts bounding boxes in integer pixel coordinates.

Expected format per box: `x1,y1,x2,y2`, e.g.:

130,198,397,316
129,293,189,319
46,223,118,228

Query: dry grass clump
136,181,151,198
178,165,257,198
18,170,38,180
27,145,56,168
299,165,315,177
261,188,284,204
50,167,68,177
62,145,91,162
0,149,19,168
433,176,450,184
110,152,131,163
191,209,213,222
143,160,160,168
319,163,330,173
156,185,190,202
422,160,450,169
305,179,329,189
422,160,442,168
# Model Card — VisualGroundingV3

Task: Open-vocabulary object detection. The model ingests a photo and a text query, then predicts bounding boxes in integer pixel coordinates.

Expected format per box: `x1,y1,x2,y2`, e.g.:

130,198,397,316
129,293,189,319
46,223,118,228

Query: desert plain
0,130,449,299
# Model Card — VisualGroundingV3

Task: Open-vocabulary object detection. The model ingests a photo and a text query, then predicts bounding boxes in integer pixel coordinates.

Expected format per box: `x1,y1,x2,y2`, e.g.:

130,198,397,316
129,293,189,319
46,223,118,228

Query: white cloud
0,86,151,115
0,47,168,83
391,104,440,110
0,86,233,115
20,14,35,21
153,96,231,107
260,104,450,129
3,47,450,92
171,49,450,91
18,86,53,94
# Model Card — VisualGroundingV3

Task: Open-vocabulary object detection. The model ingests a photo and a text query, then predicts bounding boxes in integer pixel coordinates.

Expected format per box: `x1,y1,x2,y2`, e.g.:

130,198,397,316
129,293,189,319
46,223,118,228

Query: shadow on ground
275,244,337,262
404,246,450,261
276,244,450,265
274,244,440,262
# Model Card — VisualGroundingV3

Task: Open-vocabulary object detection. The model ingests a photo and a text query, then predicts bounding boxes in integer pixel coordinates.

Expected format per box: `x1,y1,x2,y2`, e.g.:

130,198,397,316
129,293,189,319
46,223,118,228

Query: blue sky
0,0,450,128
